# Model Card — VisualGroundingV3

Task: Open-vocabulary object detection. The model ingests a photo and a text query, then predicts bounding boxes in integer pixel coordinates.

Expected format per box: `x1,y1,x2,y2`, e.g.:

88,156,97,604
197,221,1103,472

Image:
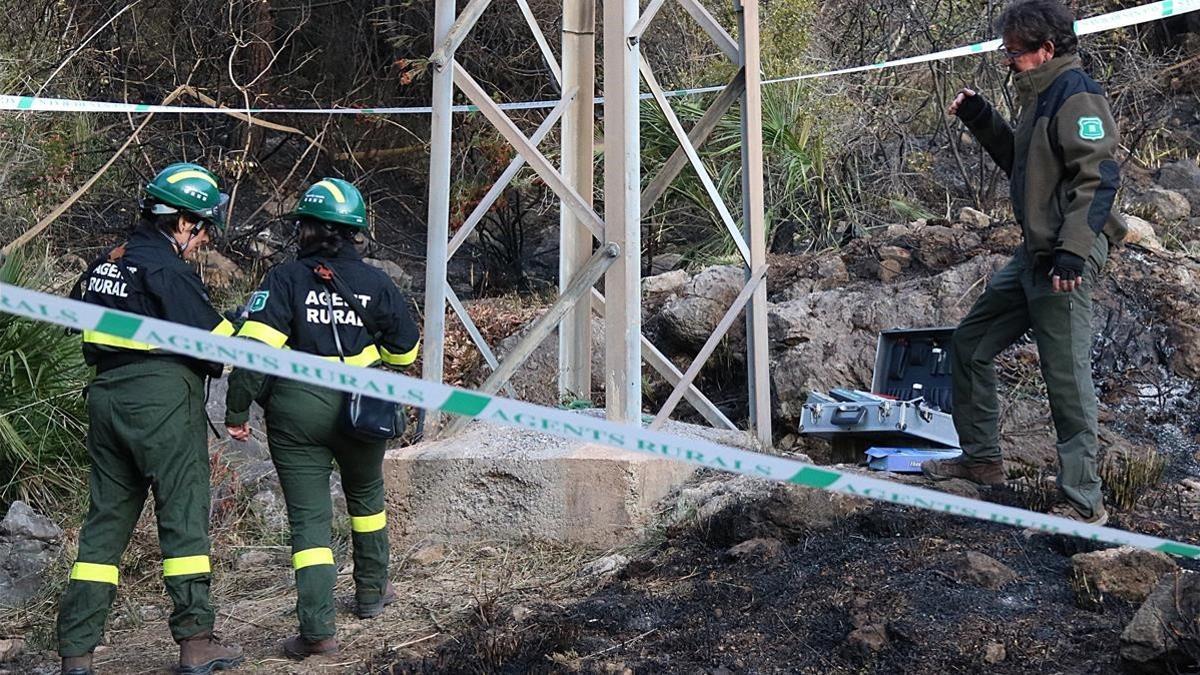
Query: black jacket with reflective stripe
71,228,233,376
224,246,420,427
235,246,419,367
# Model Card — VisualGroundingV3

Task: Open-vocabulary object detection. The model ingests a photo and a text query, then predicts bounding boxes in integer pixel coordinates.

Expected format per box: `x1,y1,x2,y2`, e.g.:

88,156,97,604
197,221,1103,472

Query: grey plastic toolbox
798,327,960,449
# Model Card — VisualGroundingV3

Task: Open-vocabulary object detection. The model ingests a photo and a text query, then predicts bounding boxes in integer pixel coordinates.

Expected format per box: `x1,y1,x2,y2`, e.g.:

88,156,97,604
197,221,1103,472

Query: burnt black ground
378,497,1200,675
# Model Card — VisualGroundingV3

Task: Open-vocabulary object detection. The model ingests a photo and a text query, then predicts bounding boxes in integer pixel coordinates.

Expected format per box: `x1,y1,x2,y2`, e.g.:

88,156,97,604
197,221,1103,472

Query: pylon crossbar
447,89,576,259
641,68,745,216
454,63,604,240
640,58,750,266
651,265,767,429
430,0,494,69
629,0,670,41
445,286,517,397
516,0,563,85
442,243,621,437
676,0,738,61
591,288,737,430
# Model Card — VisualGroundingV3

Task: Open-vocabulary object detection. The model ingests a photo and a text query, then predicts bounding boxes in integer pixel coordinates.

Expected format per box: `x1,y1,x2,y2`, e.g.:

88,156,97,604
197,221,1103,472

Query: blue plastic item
865,447,962,473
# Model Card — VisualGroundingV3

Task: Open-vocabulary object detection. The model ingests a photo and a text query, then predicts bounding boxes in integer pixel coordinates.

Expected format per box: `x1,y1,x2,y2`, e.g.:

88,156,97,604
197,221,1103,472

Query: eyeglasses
997,45,1035,60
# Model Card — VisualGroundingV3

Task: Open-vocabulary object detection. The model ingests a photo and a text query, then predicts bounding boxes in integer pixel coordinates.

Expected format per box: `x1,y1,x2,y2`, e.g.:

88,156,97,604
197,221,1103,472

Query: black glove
1050,251,1085,282
955,94,987,122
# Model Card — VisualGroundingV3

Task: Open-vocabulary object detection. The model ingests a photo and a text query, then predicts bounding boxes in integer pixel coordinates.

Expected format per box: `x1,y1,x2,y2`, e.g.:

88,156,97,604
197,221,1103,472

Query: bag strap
321,287,347,363
313,260,386,344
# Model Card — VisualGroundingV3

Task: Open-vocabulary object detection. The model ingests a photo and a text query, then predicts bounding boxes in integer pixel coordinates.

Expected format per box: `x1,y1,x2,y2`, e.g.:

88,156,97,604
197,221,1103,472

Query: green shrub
0,252,90,509
640,76,859,262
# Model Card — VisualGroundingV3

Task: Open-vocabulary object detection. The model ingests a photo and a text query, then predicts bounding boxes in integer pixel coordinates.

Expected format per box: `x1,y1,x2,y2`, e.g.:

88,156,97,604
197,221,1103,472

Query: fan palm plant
0,252,90,509
640,78,859,262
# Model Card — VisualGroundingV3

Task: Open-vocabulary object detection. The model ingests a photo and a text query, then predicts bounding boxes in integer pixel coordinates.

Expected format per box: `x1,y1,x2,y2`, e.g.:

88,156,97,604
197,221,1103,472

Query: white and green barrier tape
2,281,1197,559
1,0,1196,116
767,0,1200,84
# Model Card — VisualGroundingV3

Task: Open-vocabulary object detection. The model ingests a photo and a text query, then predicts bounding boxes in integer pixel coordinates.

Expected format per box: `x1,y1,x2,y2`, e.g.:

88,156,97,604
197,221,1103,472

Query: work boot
282,635,339,660
178,632,244,674
61,654,93,675
921,457,1005,486
355,581,398,619
1050,501,1109,527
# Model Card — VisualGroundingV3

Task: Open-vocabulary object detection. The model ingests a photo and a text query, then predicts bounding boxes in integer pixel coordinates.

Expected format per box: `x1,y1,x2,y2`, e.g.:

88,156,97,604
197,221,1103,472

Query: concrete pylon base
383,416,749,548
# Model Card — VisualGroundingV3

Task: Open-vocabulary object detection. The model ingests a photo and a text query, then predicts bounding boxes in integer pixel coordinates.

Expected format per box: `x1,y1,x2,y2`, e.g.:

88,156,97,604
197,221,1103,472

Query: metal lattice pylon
423,0,771,447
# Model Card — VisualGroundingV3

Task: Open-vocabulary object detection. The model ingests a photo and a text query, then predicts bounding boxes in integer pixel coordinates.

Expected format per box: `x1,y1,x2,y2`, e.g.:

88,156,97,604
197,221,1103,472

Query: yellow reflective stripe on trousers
238,320,289,349
82,330,155,351
211,319,236,337
70,561,119,585
381,342,420,367
321,344,380,368
162,555,211,577
293,547,335,569
350,511,387,533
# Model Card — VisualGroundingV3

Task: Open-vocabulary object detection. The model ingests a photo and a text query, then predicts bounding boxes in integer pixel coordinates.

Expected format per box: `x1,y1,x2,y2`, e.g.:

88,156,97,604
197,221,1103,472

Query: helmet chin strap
282,228,301,256
178,231,197,258
164,221,204,258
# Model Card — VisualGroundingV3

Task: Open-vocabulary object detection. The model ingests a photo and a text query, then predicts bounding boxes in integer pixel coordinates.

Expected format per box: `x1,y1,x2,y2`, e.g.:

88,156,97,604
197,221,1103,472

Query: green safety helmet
289,177,368,229
143,162,230,231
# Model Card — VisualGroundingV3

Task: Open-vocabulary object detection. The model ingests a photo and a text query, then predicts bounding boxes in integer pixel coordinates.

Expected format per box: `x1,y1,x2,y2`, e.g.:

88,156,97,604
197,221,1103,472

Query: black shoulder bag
315,262,405,442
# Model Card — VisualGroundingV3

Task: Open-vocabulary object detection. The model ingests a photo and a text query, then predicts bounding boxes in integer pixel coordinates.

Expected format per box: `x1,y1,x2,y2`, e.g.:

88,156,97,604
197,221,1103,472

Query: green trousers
951,234,1109,517
264,379,389,641
57,360,214,657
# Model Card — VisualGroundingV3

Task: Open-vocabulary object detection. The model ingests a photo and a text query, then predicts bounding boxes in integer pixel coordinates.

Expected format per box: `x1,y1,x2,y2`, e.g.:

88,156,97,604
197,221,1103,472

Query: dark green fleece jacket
959,55,1127,261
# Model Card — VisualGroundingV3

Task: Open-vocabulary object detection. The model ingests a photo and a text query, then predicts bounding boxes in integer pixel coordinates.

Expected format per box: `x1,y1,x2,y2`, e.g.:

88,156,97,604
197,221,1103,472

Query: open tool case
799,327,960,449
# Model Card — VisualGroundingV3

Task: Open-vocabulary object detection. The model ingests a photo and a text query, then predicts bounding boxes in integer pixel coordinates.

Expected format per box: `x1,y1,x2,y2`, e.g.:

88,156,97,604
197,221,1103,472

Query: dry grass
1,435,598,674
3,499,595,673
411,294,545,391
1009,467,1058,514
1101,446,1168,512
1069,567,1104,612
